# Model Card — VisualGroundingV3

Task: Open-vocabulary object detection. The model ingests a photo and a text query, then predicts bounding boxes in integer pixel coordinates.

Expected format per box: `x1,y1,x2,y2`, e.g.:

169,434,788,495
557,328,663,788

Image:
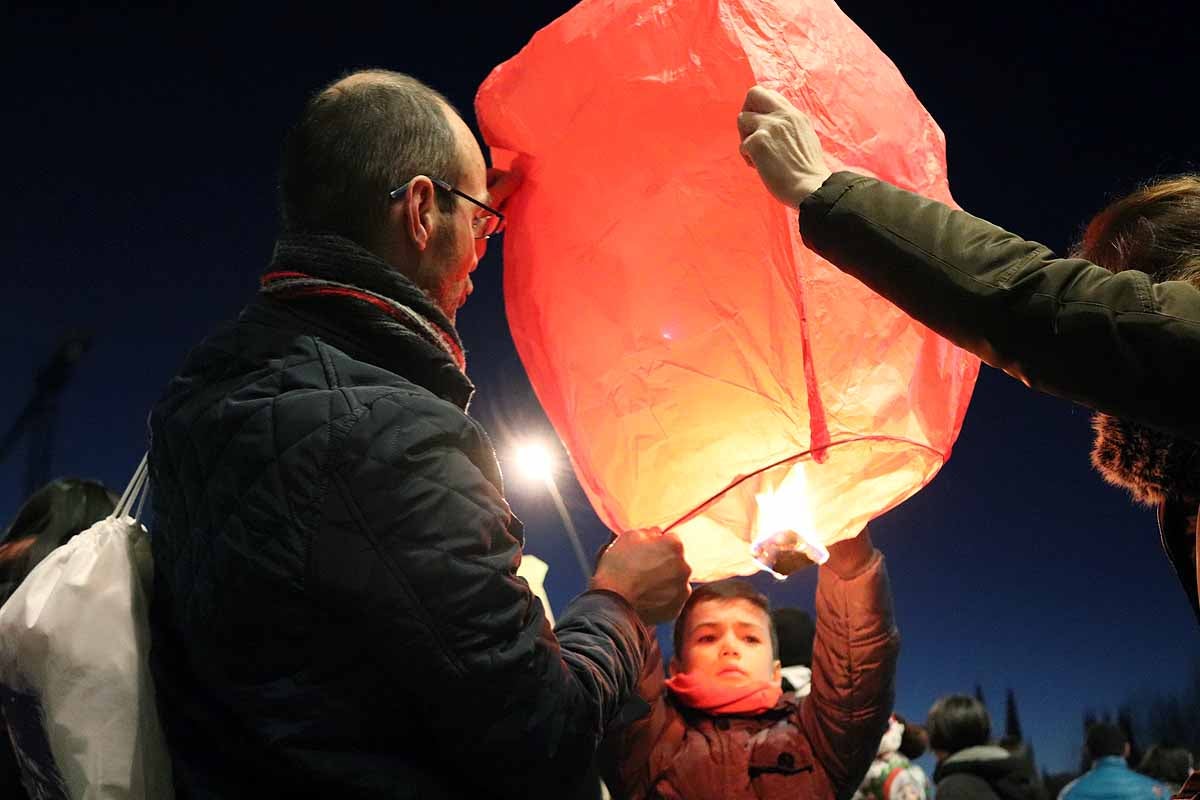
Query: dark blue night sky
3,0,1197,777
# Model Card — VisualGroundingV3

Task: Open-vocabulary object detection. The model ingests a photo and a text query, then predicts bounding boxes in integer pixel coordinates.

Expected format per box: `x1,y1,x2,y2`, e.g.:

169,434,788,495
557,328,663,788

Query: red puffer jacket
601,552,899,800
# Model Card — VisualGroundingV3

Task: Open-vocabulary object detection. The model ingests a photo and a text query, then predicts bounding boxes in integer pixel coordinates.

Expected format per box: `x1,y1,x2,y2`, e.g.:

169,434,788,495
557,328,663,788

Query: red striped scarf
261,269,466,373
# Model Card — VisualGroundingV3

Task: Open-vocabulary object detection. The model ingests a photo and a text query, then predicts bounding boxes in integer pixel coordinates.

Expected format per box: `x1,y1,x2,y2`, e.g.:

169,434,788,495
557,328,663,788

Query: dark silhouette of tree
1006,688,1024,741
1086,661,1200,774
1000,688,1037,772
1118,706,1141,767
1139,660,1200,755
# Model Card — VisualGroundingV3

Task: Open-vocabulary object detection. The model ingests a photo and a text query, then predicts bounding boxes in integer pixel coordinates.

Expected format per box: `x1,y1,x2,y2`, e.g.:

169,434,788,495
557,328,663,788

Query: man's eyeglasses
389,176,506,240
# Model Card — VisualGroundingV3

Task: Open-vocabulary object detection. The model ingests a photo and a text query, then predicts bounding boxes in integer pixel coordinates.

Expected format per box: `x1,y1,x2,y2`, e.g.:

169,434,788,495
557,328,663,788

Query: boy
600,529,899,800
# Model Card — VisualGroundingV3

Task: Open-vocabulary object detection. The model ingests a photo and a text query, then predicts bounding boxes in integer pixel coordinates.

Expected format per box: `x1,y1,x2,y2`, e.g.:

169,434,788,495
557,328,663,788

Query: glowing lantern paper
476,0,980,581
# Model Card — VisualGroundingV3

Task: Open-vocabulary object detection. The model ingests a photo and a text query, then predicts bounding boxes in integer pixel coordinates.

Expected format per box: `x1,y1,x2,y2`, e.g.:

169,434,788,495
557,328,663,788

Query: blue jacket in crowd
1059,756,1172,800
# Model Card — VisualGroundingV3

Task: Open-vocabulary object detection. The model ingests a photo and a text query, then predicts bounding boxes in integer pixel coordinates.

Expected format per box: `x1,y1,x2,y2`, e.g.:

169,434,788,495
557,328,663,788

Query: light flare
514,443,554,483
751,462,830,574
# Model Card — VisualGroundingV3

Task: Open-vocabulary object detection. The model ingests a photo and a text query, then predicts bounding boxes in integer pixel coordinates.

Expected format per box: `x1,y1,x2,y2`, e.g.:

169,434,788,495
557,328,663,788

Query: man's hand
737,85,833,207
591,528,692,625
824,527,877,580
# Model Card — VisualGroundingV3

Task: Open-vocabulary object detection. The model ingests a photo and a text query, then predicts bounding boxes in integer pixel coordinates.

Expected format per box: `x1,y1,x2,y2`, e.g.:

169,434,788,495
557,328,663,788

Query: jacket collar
258,233,475,409
1157,499,1200,625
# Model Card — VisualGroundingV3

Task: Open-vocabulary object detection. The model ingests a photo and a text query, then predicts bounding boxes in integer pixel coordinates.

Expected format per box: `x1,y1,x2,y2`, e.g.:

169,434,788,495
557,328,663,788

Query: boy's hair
672,579,779,659
927,694,991,754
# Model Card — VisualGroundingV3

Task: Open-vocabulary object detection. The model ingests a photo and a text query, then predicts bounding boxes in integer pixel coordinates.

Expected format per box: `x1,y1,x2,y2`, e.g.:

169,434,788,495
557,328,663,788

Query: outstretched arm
738,84,1200,441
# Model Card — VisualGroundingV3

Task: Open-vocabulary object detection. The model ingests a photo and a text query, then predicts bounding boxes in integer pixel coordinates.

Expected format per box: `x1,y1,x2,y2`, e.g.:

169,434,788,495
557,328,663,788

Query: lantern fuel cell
751,531,831,577
477,0,979,581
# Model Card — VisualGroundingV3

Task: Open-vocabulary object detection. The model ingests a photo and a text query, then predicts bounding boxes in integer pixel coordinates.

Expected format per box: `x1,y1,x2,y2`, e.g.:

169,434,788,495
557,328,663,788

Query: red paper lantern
477,0,979,581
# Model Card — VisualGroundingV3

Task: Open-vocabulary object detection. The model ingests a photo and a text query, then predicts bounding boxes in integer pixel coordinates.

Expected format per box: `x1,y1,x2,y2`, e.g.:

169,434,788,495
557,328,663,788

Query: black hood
935,746,1044,800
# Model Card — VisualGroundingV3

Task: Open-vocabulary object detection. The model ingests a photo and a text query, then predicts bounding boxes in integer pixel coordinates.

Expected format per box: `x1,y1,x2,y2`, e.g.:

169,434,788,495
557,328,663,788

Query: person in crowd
1059,723,1172,800
146,69,691,798
896,714,932,762
852,715,934,800
1045,772,1083,800
770,606,815,695
737,85,1200,625
0,478,117,603
927,694,1045,800
1176,771,1200,800
600,528,899,799
1139,745,1195,796
0,478,118,800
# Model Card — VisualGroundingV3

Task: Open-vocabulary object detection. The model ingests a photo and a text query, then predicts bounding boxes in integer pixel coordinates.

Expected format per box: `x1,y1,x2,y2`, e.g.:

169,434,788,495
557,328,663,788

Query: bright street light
514,442,554,483
509,439,591,582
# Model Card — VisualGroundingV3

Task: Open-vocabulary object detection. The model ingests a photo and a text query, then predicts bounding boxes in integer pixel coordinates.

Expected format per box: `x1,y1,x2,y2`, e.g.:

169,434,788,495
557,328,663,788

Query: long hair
1082,176,1200,504
1076,174,1200,285
0,478,118,602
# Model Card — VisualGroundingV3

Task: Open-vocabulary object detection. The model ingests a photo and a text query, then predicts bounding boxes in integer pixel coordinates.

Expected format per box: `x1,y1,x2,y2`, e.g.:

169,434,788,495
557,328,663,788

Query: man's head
926,694,991,761
279,69,491,323
1138,745,1194,785
1084,722,1129,763
670,580,781,688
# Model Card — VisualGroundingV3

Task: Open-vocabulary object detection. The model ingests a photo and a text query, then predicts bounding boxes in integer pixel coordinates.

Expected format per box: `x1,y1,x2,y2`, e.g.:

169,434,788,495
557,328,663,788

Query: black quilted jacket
147,236,651,798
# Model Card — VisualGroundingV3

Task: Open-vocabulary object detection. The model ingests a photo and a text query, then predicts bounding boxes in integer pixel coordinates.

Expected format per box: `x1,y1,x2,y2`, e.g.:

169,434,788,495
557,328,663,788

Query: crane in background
0,334,92,503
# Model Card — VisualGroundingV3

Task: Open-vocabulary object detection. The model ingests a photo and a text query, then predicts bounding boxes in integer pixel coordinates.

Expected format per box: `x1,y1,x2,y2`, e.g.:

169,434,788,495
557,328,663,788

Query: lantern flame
751,463,830,574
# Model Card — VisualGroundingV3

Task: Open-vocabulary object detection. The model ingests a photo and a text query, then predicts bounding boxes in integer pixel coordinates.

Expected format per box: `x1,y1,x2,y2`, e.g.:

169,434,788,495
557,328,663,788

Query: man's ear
669,655,682,677
396,175,439,251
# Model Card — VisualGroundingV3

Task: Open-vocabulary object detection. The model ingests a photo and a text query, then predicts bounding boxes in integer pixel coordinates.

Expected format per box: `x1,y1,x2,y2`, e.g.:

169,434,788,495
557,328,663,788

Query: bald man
147,70,690,799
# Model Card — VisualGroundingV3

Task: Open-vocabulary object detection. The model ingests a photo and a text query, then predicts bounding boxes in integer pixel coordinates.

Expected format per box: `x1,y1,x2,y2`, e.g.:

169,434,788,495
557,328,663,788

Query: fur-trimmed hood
1091,412,1200,624
1090,413,1200,505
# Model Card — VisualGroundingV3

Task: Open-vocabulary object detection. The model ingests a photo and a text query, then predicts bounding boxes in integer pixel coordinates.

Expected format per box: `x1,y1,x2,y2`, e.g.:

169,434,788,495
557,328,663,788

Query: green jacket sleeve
799,172,1200,441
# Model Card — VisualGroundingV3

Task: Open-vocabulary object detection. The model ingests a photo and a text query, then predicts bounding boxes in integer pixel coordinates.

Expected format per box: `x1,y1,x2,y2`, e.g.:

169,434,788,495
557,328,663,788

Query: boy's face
671,598,782,687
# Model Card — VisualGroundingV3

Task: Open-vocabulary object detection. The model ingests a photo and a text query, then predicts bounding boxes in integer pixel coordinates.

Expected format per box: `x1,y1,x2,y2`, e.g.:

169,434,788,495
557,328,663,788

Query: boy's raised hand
824,527,877,579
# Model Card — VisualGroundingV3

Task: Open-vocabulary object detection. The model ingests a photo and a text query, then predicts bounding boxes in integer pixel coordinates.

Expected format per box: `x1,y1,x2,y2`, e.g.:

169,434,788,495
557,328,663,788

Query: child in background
770,606,815,696
600,529,899,800
852,715,934,800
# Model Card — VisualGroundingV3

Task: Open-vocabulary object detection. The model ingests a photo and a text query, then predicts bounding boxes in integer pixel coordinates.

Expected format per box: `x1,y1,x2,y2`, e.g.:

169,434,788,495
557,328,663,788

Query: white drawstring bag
0,455,174,799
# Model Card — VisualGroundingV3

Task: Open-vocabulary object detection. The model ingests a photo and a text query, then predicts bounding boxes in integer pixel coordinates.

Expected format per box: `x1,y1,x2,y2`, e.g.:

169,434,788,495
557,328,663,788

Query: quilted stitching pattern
148,300,652,797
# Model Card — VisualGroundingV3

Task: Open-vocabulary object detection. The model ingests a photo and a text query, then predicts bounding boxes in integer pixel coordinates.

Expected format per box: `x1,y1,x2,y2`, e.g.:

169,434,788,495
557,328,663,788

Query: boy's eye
697,634,716,643
744,636,761,644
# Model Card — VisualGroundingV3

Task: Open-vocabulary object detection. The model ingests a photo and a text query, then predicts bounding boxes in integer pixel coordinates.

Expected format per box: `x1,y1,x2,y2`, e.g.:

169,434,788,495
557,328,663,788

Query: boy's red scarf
665,672,782,715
